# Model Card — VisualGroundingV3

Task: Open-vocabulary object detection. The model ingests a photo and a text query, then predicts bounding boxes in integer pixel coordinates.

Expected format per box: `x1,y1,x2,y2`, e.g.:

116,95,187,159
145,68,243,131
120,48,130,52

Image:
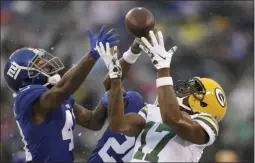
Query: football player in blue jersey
4,25,119,163
88,90,145,163
87,38,146,163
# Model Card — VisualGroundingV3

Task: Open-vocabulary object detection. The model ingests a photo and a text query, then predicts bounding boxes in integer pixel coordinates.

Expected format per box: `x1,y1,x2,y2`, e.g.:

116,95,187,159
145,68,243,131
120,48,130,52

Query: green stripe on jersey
133,121,154,160
141,109,147,117
194,117,218,136
202,115,218,127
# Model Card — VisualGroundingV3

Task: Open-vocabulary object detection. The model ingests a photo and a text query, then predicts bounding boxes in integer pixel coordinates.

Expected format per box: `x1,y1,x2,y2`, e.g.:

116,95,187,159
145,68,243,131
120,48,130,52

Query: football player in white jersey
95,30,227,162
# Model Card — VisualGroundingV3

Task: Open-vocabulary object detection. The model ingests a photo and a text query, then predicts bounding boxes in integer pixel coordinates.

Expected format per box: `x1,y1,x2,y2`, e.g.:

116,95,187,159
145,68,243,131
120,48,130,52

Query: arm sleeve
192,113,219,146
14,85,48,123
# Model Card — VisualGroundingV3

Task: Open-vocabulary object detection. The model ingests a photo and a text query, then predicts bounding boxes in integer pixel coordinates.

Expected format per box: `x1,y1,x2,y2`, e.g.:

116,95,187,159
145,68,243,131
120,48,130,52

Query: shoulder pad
14,85,48,120
192,113,219,137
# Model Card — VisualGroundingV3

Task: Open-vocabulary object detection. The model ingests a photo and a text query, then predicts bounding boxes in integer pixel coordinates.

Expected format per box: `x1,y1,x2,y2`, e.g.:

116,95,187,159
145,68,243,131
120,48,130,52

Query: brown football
125,7,155,37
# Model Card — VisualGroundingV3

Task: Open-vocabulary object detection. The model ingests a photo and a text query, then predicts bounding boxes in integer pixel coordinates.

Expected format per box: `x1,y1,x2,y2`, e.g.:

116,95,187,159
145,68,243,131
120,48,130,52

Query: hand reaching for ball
130,32,155,55
96,43,122,79
139,30,178,70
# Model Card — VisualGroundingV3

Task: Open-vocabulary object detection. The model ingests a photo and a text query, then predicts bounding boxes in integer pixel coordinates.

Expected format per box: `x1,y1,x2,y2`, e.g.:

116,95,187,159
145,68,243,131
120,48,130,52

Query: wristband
156,77,173,88
123,48,140,64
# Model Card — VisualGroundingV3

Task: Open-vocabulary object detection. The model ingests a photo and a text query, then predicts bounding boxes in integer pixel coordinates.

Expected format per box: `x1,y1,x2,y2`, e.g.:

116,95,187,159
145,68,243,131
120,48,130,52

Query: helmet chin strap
154,95,192,111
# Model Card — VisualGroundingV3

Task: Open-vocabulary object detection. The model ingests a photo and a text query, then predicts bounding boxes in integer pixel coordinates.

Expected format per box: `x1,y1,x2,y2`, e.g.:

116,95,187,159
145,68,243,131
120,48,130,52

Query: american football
125,7,155,37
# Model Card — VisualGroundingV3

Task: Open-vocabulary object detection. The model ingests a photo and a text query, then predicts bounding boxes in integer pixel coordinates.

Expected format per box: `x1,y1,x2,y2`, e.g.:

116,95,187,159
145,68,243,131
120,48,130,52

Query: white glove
139,30,178,70
96,42,122,79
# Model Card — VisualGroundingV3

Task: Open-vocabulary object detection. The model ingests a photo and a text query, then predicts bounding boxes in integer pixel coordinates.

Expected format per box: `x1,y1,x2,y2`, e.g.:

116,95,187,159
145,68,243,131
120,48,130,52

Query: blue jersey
13,85,76,163
88,91,145,163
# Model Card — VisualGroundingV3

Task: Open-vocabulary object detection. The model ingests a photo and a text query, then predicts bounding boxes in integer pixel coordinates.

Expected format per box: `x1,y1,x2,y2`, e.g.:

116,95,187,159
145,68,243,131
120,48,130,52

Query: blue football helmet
4,47,64,93
101,90,129,108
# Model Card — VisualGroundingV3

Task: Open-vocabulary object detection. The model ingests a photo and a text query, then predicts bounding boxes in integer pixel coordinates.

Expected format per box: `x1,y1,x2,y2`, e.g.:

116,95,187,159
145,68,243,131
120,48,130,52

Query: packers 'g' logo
215,88,226,107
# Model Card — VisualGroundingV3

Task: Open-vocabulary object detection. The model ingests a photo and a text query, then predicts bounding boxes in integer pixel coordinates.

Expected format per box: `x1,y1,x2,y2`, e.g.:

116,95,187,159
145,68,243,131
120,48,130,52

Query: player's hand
139,30,178,70
96,42,122,79
88,25,120,60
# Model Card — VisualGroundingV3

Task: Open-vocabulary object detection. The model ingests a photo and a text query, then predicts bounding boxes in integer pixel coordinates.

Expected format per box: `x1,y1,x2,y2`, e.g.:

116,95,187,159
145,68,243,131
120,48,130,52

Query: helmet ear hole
200,102,208,107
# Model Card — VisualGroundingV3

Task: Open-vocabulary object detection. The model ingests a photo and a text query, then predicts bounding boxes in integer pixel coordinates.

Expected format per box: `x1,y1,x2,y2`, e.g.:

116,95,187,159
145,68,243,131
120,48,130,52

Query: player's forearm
88,107,108,130
108,78,125,131
82,111,107,131
57,54,96,96
39,54,97,111
103,58,131,91
157,68,182,125
74,103,107,131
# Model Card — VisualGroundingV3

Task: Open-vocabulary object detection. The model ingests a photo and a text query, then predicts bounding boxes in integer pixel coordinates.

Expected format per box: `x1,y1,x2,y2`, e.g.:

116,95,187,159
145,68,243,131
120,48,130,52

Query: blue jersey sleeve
14,85,48,123
126,91,145,113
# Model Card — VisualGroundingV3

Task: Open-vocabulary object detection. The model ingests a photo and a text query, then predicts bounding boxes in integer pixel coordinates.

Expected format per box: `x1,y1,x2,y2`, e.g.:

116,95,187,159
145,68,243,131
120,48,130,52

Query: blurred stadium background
1,1,254,162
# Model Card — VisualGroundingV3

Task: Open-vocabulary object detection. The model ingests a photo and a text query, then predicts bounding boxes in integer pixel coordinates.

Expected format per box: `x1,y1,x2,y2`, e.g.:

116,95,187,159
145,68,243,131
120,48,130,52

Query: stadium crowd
1,1,253,162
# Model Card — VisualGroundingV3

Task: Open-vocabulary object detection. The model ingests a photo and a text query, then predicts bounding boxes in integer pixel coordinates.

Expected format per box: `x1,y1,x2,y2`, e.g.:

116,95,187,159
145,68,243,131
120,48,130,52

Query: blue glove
88,25,120,60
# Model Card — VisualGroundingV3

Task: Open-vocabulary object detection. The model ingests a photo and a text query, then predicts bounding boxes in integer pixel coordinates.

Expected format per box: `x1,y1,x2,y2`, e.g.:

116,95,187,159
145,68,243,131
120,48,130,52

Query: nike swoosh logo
156,53,166,59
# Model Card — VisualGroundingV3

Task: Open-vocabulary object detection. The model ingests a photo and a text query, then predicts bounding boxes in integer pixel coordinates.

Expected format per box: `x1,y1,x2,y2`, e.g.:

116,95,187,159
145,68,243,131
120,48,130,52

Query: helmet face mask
154,77,227,121
27,48,64,78
4,48,64,93
174,77,206,101
154,77,205,113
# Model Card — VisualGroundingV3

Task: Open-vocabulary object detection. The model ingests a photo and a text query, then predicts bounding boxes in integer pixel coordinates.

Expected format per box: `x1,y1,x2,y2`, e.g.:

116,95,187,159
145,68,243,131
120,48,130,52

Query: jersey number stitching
61,106,74,151
16,104,74,162
98,135,135,162
133,121,176,162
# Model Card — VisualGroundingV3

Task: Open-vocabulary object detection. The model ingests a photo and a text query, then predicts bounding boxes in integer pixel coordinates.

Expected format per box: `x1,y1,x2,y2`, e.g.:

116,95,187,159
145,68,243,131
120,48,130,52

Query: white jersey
131,104,219,162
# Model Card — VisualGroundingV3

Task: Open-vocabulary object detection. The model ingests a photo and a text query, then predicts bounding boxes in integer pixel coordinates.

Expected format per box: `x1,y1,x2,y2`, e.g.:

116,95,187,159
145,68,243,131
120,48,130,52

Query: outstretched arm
103,38,141,91
156,69,207,144
140,30,209,144
33,26,119,121
108,79,145,136
97,42,145,137
73,102,107,130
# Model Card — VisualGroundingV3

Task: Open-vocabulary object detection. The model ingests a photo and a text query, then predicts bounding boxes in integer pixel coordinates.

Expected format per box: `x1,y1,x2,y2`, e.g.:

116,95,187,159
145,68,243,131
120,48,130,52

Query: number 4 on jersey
61,105,74,151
